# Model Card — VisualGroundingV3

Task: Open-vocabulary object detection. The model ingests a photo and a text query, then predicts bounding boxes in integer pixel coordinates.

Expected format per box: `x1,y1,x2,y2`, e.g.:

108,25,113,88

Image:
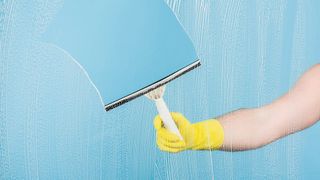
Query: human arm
154,64,320,152
219,63,320,151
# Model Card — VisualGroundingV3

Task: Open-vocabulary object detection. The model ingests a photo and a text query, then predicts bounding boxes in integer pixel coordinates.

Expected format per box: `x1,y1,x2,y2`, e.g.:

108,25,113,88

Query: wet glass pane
1,0,320,179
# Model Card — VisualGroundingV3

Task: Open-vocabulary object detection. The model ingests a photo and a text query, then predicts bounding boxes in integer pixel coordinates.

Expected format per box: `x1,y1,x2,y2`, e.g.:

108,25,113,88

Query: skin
217,64,320,151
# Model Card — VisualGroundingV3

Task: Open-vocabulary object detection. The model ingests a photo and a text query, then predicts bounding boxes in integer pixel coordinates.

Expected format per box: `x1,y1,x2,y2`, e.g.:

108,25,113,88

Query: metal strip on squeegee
105,59,201,111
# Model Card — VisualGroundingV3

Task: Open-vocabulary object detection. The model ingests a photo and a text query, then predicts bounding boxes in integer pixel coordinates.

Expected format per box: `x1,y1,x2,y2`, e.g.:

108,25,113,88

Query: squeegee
43,0,200,112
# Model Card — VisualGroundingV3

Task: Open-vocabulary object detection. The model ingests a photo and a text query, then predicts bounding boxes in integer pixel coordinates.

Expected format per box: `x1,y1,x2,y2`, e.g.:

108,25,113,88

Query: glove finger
157,128,181,143
157,135,186,149
156,139,185,153
153,115,163,130
154,113,190,131
170,112,191,129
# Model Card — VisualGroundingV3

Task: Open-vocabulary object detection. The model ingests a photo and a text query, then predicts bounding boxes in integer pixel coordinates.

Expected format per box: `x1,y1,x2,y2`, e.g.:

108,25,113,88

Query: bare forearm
269,64,320,134
217,108,272,151
216,64,320,151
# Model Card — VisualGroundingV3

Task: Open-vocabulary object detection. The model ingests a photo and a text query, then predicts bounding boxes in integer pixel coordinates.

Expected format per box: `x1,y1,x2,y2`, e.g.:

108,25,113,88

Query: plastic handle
155,98,183,140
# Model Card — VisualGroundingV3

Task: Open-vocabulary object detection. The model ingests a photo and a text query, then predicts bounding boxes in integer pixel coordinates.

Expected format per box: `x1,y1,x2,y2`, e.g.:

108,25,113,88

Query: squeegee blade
105,60,201,111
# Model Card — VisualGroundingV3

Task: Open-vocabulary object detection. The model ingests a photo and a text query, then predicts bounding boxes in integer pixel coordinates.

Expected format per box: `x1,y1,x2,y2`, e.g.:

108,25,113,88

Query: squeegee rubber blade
105,60,201,111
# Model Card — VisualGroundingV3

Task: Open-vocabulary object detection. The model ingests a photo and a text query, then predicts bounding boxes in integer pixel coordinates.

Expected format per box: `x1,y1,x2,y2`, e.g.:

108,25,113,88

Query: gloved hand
154,112,224,153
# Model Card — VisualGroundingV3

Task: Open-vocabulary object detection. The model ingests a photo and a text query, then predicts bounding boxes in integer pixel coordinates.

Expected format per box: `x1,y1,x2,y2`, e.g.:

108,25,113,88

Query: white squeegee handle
155,98,183,140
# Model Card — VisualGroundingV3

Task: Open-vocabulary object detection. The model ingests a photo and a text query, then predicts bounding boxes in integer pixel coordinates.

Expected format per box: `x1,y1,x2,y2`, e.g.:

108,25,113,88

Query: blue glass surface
1,0,320,179
42,0,198,106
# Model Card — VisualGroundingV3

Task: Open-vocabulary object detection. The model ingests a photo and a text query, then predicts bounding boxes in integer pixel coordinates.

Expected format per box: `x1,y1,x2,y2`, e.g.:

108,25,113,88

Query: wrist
191,119,224,150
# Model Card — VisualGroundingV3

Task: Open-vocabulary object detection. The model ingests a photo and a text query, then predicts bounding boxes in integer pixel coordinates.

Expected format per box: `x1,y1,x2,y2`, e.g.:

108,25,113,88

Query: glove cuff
208,119,224,150
191,119,224,150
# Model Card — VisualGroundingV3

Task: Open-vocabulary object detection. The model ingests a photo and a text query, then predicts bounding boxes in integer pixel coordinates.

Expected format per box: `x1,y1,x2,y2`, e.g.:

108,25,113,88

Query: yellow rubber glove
154,112,224,153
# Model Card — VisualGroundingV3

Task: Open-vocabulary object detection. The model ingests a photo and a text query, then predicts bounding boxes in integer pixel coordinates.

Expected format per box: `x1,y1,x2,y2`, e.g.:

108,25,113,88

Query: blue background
0,0,320,179
41,0,197,105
